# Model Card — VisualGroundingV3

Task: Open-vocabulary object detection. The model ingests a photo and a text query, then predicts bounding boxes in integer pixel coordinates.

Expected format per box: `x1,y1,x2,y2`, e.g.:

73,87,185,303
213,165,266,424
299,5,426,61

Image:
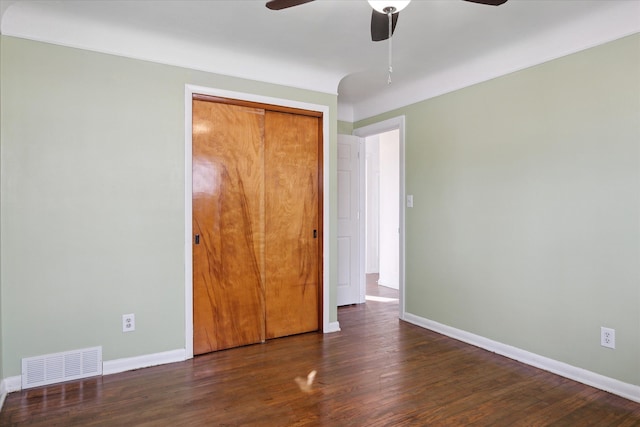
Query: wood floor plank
2,282,639,426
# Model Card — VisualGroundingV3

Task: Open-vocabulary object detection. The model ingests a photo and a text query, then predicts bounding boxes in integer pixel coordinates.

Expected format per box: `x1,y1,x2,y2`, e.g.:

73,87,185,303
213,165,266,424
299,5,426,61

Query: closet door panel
192,100,266,354
264,111,320,339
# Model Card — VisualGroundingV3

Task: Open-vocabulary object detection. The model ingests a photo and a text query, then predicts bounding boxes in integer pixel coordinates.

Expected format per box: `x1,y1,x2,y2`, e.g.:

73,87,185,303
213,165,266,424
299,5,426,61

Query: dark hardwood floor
2,277,639,426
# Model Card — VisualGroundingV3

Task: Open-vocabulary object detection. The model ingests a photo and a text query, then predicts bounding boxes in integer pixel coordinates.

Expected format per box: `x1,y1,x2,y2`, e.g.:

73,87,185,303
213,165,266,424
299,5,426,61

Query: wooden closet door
192,100,266,354
264,111,320,338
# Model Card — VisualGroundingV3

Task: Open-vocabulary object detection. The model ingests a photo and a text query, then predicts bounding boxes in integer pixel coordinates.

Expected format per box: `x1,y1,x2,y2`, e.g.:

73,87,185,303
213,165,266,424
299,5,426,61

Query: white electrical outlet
601,327,615,349
123,313,135,332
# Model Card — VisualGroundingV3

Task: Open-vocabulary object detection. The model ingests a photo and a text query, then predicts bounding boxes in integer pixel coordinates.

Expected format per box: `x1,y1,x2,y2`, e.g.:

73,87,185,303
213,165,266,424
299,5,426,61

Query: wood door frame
184,84,333,359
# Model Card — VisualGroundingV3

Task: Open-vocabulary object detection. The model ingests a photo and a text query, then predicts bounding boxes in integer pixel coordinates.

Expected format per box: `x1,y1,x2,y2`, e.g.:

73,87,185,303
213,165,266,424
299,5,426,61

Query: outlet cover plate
601,327,615,349
123,313,135,332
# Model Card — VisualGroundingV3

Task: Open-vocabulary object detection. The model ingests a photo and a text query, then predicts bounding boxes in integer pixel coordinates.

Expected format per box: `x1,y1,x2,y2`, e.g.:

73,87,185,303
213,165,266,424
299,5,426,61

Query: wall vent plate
21,346,102,389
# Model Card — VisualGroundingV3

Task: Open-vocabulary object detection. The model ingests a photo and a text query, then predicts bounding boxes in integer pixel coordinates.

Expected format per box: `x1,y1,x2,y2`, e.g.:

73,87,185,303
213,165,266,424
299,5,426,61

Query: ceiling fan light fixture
368,0,410,14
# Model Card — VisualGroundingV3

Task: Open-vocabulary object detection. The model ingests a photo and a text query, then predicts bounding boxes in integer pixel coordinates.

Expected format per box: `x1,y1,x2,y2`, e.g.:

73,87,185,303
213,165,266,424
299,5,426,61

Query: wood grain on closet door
192,100,266,354
264,111,320,339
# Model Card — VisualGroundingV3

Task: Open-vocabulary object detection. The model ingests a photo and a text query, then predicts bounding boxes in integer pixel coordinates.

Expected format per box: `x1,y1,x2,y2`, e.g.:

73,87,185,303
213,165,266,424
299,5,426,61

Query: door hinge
313,230,317,239
194,234,200,245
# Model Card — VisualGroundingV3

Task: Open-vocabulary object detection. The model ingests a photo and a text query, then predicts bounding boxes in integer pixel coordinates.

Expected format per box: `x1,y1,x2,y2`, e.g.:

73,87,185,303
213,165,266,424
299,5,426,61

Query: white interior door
337,135,363,306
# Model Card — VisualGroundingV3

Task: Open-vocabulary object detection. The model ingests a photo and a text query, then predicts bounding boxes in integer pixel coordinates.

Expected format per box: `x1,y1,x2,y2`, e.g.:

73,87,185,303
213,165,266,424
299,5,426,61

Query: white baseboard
2,376,22,394
0,379,6,413
403,312,640,403
102,349,186,376
0,375,22,412
376,281,399,290
325,321,341,333
0,349,186,406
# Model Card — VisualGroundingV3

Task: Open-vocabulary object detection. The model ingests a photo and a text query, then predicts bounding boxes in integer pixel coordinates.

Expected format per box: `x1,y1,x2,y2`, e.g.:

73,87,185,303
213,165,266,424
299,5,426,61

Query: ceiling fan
266,0,509,42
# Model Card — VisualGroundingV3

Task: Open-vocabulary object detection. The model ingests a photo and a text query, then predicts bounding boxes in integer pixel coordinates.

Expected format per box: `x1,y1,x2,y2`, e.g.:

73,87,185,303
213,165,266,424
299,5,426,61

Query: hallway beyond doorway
365,273,398,302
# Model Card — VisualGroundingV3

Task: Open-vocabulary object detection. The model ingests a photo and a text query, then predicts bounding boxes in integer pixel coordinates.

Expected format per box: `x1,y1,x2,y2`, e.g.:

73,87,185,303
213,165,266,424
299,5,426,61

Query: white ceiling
1,0,639,121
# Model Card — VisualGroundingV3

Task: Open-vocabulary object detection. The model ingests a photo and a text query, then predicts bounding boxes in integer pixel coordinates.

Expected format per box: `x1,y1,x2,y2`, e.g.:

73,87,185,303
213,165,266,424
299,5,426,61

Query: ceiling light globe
368,0,411,14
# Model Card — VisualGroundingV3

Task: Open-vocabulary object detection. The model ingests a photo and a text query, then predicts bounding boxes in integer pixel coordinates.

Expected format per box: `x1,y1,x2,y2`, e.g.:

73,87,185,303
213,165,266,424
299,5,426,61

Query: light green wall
338,120,353,135
356,34,640,386
0,35,338,377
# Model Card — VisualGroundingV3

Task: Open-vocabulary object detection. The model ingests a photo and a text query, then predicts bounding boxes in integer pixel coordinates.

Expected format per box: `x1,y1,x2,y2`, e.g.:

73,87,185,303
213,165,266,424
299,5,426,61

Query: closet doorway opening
184,84,332,359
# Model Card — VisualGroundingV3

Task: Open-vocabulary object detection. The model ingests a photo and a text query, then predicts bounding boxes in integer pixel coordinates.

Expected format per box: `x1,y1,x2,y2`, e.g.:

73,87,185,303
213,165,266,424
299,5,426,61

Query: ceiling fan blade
266,0,315,10
371,10,399,42
462,0,508,5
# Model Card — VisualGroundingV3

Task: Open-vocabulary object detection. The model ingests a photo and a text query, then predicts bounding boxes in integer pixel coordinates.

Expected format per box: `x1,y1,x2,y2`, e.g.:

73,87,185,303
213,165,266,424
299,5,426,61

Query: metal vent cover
22,346,102,389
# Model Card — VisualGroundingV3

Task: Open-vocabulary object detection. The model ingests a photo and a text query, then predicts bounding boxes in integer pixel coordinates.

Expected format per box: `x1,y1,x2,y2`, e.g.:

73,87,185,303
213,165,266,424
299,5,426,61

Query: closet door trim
184,84,335,359
193,94,323,118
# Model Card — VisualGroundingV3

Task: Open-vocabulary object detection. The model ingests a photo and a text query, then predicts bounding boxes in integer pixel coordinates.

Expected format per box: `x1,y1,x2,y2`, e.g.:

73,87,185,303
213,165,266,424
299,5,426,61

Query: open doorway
355,116,406,317
364,129,400,294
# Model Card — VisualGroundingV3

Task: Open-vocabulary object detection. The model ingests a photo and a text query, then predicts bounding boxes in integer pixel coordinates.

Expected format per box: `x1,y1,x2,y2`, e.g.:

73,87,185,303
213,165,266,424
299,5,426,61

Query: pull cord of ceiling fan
387,10,393,84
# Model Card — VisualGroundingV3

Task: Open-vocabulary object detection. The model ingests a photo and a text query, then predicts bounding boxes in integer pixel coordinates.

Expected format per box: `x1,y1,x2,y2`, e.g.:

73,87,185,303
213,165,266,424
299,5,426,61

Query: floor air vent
22,346,102,389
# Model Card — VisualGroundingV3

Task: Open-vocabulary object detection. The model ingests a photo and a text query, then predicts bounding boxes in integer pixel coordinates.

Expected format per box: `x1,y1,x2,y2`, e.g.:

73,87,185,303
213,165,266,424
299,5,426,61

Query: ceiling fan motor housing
368,1,411,14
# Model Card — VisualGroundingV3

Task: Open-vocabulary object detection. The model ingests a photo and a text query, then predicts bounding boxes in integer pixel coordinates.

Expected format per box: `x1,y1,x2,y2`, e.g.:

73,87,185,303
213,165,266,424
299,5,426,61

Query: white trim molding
184,84,334,359
2,349,187,399
0,375,23,410
102,349,186,376
403,312,640,404
325,321,341,333
2,376,22,394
